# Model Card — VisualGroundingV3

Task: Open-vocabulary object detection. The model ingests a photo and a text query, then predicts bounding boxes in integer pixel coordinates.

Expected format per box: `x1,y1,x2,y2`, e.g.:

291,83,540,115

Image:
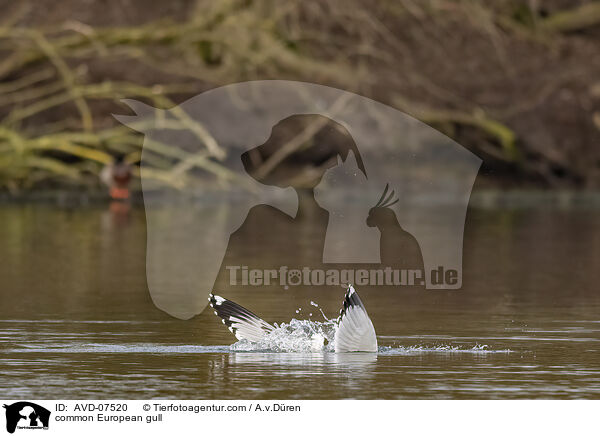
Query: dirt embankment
0,0,598,191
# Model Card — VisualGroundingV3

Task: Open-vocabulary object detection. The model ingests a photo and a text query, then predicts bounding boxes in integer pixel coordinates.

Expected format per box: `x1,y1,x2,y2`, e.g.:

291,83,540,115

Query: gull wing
334,285,378,352
208,293,274,342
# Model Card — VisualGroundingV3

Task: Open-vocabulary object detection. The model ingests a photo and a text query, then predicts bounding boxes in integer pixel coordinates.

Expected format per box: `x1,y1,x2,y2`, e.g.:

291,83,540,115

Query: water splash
231,318,337,352
378,344,512,355
9,341,512,355
229,316,512,354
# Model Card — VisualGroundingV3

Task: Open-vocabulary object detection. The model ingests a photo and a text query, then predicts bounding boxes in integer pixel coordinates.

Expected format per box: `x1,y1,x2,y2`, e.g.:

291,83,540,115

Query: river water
0,199,599,399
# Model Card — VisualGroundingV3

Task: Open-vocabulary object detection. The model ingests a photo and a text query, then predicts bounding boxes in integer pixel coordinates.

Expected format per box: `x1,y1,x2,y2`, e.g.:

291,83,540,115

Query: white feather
334,285,378,352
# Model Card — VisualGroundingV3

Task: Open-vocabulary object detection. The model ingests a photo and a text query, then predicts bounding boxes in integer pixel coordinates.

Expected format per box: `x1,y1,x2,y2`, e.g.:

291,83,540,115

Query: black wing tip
207,293,274,341
207,293,235,328
338,284,354,322
344,284,361,306
208,292,227,308
338,284,367,323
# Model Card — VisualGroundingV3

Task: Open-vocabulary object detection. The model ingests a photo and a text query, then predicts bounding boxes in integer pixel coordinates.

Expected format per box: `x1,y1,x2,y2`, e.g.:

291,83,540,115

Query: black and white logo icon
3,402,50,434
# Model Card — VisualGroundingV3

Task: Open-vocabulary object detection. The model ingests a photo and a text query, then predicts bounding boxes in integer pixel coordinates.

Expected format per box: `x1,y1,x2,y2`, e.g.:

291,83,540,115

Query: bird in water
208,285,377,352
100,155,132,200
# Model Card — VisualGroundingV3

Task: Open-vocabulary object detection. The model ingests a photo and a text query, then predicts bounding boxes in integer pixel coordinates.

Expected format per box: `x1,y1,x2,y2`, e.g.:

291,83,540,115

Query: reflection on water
0,202,599,399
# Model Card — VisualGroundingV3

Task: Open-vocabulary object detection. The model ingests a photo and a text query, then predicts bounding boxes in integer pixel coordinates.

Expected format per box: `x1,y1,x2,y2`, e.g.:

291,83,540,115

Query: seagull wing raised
208,293,275,342
334,285,378,352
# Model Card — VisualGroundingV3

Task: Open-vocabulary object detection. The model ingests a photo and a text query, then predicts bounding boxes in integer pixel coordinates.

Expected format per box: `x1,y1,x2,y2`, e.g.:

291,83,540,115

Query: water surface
0,201,599,399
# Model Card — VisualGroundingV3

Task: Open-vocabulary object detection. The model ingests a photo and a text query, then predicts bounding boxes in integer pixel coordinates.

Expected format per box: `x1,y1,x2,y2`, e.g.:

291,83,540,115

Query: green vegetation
0,0,598,192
